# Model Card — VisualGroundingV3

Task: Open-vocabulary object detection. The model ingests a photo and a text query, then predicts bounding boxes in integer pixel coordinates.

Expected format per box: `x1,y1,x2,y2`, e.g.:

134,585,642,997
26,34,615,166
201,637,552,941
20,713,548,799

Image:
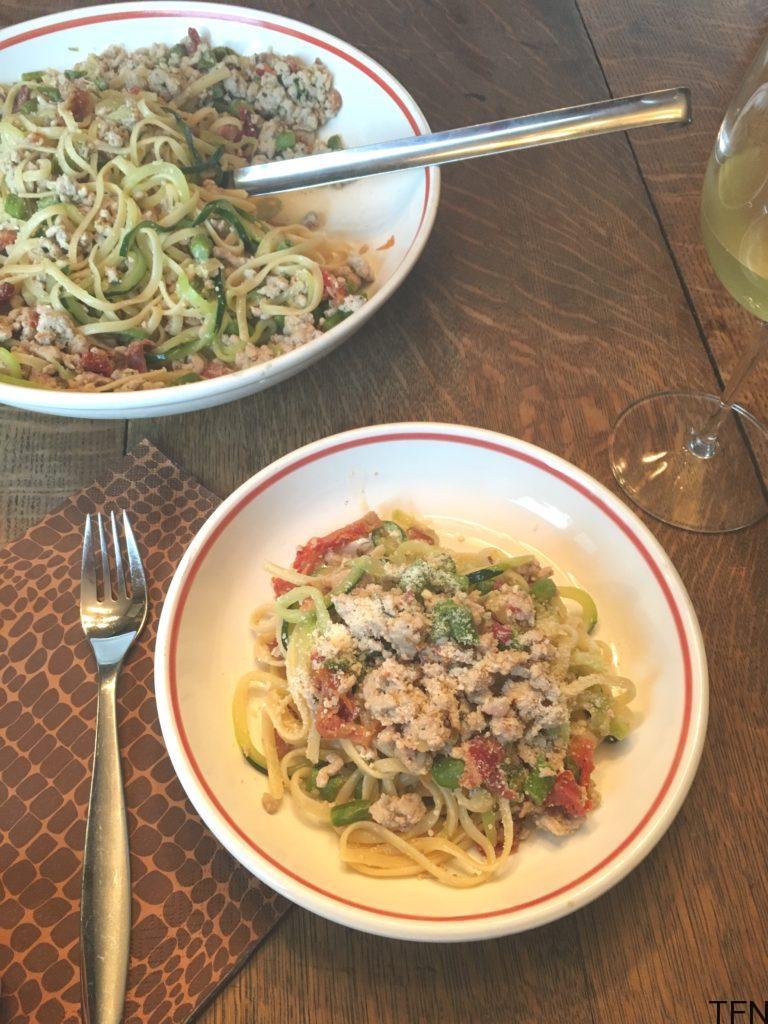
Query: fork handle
81,666,131,1024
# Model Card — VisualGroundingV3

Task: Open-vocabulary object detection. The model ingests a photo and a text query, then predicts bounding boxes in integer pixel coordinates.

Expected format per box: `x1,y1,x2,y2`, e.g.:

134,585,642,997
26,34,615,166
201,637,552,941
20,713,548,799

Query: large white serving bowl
154,423,708,942
0,3,438,418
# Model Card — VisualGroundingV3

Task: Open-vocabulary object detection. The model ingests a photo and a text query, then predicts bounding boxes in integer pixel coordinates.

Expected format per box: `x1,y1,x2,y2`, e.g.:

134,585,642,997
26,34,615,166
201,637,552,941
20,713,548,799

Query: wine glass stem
687,321,768,458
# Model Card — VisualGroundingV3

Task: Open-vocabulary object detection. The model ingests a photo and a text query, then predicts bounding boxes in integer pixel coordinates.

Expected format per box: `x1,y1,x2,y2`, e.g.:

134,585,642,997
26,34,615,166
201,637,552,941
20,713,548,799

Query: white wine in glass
701,102,768,318
611,41,768,532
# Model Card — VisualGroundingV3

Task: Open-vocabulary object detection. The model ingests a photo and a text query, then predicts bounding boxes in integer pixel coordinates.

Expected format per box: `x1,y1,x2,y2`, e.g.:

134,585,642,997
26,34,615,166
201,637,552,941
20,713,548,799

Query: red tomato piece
491,622,512,647
69,89,94,122
321,269,347,304
545,770,588,817
13,85,30,112
460,736,514,798
312,666,377,746
81,348,113,376
272,511,381,595
240,110,260,137
125,339,150,373
568,734,595,787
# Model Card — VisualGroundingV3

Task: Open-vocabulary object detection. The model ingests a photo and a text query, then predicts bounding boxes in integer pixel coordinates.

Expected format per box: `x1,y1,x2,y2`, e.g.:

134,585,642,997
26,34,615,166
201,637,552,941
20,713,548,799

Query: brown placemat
0,440,289,1024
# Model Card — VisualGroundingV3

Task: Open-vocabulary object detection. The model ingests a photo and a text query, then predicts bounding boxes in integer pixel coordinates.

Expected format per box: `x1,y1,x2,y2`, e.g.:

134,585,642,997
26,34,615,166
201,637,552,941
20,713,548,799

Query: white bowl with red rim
0,2,438,418
154,423,708,941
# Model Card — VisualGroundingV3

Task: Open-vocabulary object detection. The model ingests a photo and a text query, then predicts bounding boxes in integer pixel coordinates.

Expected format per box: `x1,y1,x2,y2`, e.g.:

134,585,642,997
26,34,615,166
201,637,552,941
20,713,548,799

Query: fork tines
81,511,146,605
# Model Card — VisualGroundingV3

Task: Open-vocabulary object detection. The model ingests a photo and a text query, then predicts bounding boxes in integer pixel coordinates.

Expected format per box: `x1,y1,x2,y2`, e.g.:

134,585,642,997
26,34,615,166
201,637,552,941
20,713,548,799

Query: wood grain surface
578,0,768,415
1,2,766,1023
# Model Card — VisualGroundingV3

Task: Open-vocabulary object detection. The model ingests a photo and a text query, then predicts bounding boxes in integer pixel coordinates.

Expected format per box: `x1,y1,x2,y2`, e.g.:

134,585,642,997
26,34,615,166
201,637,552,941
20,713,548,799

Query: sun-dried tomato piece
81,347,113,376
460,736,514,798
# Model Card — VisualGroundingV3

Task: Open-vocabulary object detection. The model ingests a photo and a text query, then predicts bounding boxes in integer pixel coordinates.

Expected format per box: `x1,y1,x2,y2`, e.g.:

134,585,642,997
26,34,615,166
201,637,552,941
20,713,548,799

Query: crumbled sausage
369,793,426,832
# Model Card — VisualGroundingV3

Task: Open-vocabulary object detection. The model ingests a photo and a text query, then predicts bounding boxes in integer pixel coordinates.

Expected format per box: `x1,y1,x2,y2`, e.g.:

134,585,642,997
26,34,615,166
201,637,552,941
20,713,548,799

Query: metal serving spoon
234,87,691,195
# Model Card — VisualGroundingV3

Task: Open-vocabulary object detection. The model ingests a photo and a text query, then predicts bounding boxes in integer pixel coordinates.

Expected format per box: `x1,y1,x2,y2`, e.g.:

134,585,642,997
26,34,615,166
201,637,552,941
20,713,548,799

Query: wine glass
610,39,768,532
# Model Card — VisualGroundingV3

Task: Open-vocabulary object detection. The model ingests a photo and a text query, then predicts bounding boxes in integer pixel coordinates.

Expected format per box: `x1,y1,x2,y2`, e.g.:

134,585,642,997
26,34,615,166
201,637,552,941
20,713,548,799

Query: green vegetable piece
119,219,177,258
504,764,528,799
524,759,556,805
606,717,631,743
61,294,96,325
228,98,251,116
64,69,87,80
274,129,296,153
146,337,201,364
530,577,557,603
481,809,498,846
4,194,31,220
0,372,41,389
371,520,406,546
19,98,39,115
558,586,598,633
0,348,23,379
212,331,247,363
21,71,44,82
322,657,352,675
198,50,217,70
93,77,108,91
190,233,213,261
173,111,201,164
334,557,370,595
466,566,504,587
36,195,60,211
307,764,347,802
330,800,371,827
430,600,478,647
106,248,148,296
169,43,188,60
430,756,465,789
280,620,291,650
37,86,61,103
326,133,342,150
232,682,268,774
113,327,150,341
320,308,352,332
254,317,280,345
169,372,202,386
213,46,236,60
193,199,254,252
180,145,224,177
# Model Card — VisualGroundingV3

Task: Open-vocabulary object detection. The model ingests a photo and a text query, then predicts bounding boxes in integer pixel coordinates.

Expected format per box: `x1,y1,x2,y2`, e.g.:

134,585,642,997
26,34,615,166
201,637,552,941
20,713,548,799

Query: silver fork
79,512,148,1024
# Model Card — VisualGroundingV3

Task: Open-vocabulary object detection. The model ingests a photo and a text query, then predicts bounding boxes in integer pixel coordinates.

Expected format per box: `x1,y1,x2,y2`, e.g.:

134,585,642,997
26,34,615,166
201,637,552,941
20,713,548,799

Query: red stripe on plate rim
165,430,695,922
0,8,433,256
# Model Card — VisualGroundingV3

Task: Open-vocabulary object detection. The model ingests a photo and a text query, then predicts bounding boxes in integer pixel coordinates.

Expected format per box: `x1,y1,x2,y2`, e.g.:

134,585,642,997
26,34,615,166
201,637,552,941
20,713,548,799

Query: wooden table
2,1,767,1020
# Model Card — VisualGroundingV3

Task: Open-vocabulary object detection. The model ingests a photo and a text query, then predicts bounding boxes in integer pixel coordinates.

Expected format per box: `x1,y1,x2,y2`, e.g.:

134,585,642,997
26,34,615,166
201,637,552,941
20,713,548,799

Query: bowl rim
0,1,440,414
154,422,709,942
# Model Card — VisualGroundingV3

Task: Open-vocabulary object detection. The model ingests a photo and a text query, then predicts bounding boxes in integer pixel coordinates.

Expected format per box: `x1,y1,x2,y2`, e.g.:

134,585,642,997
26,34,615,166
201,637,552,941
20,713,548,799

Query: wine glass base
610,390,768,532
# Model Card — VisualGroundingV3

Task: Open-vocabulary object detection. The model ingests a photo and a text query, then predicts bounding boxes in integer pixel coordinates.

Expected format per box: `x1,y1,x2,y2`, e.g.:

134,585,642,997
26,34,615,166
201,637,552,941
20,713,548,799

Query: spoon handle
234,87,691,195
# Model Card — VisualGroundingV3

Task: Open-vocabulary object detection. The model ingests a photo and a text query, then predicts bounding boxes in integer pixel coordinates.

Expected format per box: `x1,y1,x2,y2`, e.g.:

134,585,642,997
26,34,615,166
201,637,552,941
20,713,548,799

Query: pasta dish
235,509,637,888
0,29,372,391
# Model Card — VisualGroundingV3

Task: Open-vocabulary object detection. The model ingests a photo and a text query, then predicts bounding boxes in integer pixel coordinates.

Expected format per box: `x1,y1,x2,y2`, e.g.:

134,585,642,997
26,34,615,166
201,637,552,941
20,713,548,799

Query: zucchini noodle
0,31,374,392
233,509,640,888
